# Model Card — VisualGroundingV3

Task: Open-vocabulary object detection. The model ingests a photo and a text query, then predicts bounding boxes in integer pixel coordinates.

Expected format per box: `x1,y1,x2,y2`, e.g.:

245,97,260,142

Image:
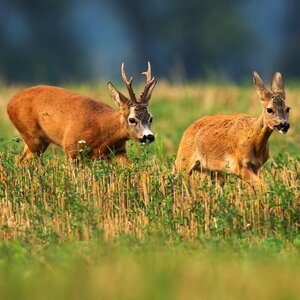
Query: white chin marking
279,130,287,134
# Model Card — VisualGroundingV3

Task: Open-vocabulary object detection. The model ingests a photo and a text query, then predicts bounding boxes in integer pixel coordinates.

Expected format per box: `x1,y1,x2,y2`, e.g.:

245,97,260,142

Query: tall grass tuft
0,140,299,245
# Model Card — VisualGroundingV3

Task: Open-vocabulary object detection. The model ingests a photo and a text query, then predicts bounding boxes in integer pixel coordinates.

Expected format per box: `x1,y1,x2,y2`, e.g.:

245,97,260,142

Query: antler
141,62,156,103
121,63,137,103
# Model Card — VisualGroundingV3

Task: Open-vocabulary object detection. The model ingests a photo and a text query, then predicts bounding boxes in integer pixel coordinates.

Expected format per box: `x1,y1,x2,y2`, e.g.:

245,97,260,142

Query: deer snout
278,121,290,134
139,127,155,144
145,134,155,142
139,134,155,144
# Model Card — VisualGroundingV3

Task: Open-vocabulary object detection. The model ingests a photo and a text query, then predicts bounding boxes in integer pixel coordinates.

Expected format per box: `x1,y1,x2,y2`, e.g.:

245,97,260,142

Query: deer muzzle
277,121,290,134
139,134,155,144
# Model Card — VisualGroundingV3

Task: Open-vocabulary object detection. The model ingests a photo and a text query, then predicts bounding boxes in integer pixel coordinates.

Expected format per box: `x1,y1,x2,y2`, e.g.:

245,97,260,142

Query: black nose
144,134,155,143
279,122,290,132
139,134,155,143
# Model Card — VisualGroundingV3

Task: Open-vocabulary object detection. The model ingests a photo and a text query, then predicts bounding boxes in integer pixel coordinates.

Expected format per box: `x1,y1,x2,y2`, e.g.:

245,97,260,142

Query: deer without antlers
175,72,290,187
7,62,157,162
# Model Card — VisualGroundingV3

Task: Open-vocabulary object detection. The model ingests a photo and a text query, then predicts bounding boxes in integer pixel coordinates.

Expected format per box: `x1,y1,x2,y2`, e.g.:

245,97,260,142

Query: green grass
2,238,300,300
0,82,300,299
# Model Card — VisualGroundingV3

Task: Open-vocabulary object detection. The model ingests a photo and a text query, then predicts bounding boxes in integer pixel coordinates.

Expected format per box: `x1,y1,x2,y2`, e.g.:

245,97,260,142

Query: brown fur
175,72,290,187
7,63,156,162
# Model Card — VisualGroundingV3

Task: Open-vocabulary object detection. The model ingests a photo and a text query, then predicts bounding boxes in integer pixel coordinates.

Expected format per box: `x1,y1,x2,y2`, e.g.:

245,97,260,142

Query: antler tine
142,61,153,84
141,61,156,103
121,63,136,103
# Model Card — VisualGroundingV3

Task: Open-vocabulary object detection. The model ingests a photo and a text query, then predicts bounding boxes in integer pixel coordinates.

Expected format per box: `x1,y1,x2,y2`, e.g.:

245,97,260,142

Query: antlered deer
175,72,290,186
7,62,156,162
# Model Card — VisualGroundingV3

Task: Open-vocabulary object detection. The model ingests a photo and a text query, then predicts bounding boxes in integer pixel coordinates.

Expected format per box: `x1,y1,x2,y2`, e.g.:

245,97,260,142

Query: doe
7,62,156,163
175,72,290,186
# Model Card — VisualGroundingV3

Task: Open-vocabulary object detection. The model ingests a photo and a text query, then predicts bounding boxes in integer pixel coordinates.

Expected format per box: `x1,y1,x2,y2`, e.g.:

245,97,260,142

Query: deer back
7,85,115,146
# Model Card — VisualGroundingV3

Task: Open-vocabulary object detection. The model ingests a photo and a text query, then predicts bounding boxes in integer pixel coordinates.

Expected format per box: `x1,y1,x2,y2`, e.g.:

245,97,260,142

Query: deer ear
108,82,130,108
253,71,271,100
271,72,285,99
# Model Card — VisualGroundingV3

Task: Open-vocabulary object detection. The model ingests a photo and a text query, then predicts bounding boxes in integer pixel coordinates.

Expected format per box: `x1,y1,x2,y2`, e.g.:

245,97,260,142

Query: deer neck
250,114,273,154
97,110,129,147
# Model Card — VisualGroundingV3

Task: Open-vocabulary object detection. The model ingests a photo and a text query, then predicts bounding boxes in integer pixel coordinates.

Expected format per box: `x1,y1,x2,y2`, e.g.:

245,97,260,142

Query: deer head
108,62,157,143
253,71,290,134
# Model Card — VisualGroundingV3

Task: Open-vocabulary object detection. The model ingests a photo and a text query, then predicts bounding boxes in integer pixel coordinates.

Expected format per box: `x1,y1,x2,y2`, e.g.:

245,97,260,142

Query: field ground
0,82,299,299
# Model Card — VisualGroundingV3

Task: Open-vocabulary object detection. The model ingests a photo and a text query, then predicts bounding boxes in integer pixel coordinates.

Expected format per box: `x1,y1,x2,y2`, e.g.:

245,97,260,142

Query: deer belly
198,154,237,173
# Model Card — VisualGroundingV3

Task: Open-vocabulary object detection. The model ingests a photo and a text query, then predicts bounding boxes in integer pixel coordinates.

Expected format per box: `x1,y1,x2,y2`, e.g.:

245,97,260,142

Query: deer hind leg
19,144,33,162
188,159,201,175
19,136,49,163
175,149,199,174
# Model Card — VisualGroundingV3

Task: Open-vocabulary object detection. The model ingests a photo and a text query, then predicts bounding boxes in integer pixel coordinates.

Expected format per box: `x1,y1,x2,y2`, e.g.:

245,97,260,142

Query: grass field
0,82,299,299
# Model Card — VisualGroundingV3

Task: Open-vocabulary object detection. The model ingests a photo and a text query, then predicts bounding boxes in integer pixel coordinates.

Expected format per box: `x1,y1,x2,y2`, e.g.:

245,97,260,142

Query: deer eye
267,108,274,114
128,117,137,124
149,117,153,124
286,107,290,113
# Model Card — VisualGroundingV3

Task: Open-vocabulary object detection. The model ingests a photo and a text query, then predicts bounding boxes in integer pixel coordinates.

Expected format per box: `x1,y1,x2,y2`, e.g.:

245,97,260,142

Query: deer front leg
239,167,265,188
210,172,225,188
114,151,132,166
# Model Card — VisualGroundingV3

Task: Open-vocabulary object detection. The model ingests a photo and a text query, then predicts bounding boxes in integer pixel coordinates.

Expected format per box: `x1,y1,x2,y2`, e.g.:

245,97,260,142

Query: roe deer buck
175,72,290,186
7,62,156,162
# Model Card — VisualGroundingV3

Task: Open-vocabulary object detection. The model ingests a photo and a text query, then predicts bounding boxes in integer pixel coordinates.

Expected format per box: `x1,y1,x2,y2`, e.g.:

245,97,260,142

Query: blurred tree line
0,0,85,83
0,0,298,83
108,0,250,81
